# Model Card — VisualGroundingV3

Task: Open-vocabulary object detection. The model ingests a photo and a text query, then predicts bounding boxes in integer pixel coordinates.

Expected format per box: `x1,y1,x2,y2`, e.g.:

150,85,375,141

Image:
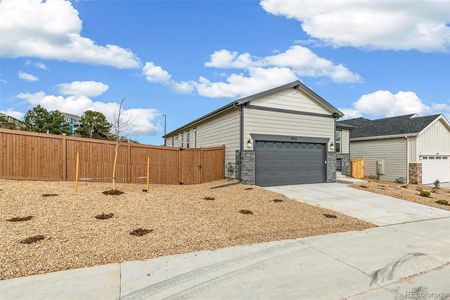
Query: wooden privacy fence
0,128,225,184
351,157,365,179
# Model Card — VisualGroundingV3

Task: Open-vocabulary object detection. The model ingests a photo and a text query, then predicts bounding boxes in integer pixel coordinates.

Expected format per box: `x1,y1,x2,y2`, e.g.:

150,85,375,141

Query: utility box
376,160,385,175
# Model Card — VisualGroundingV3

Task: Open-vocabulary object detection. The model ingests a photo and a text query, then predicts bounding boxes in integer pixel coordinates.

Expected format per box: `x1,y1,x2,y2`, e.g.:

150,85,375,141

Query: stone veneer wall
409,163,422,184
238,150,255,184
327,152,337,183
337,153,351,176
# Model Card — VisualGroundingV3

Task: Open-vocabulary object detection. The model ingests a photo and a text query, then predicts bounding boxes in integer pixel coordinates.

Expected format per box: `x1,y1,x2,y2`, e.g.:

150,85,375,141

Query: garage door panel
255,141,326,186
421,156,450,184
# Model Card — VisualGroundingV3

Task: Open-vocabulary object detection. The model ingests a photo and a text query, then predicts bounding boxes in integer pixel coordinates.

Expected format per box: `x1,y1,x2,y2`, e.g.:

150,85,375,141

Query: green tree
76,110,112,139
48,110,70,135
23,105,49,133
24,105,70,134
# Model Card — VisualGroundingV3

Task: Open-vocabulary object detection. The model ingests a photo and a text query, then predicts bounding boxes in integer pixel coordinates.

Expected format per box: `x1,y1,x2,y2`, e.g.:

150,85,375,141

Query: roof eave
350,133,418,141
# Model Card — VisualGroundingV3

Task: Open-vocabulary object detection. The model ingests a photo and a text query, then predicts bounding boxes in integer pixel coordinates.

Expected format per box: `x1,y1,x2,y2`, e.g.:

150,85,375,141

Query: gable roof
163,80,343,138
338,114,443,139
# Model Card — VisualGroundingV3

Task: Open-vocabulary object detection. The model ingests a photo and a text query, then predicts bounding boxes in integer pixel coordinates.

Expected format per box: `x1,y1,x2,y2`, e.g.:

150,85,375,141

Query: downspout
405,135,410,184
236,102,243,181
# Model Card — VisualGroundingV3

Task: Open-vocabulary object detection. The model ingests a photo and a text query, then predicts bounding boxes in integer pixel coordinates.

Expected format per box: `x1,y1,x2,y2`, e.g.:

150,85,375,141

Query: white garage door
421,156,450,184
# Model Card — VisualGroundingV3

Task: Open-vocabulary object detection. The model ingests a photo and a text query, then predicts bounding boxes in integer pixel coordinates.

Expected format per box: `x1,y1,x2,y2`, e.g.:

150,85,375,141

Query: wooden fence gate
351,157,365,179
0,128,224,184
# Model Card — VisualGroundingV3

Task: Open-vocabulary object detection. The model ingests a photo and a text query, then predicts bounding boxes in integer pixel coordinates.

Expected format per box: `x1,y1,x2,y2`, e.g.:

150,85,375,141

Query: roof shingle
338,114,441,139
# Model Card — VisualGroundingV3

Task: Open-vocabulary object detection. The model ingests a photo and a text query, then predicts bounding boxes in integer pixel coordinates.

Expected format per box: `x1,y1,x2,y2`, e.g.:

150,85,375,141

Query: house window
186,131,190,148
335,130,342,153
193,128,197,148
171,137,174,146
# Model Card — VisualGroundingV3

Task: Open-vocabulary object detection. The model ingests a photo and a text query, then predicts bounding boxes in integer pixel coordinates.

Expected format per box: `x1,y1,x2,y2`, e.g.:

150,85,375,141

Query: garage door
421,156,450,184
255,140,326,186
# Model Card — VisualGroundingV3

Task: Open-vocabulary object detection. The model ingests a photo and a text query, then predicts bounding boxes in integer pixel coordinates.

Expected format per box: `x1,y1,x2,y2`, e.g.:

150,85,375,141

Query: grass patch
7,216,33,222
436,200,449,206
323,213,337,219
102,190,124,196
130,228,153,236
239,209,253,215
42,193,58,197
20,235,45,244
419,191,431,198
95,213,114,220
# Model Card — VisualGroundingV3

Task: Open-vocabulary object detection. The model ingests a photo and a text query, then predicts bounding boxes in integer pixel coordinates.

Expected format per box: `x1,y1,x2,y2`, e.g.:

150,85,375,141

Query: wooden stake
75,152,79,193
146,156,150,192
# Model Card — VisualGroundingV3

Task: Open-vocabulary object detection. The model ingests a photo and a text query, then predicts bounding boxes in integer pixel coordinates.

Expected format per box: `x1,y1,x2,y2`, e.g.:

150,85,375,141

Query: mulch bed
351,180,450,211
0,179,373,280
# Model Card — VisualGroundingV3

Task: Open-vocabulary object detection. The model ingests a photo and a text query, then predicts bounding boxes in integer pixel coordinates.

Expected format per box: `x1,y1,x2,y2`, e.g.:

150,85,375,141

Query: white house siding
165,109,240,177
251,87,332,114
341,129,350,154
243,108,335,151
351,138,407,181
416,119,450,157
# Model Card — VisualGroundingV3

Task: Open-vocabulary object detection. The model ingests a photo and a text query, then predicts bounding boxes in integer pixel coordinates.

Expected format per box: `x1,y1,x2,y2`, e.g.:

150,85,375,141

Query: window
335,130,342,153
186,131,190,148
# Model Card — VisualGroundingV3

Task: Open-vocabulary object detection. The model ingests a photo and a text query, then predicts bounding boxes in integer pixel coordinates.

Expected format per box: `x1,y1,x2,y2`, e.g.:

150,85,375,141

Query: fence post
199,148,204,183
62,135,67,180
178,148,182,184
127,141,131,183
74,152,79,193
146,156,150,192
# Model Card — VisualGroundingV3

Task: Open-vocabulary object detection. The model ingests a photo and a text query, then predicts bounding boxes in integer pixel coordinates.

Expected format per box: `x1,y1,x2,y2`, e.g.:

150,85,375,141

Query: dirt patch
0,179,373,280
95,213,114,220
6,216,33,222
203,196,215,201
130,228,153,236
20,235,45,244
42,193,58,197
102,189,124,195
323,213,337,219
352,179,450,211
239,209,254,215
272,199,284,203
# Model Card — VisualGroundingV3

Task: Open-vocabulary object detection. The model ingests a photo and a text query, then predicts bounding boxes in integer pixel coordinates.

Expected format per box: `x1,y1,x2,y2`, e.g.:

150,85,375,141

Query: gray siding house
338,114,450,184
164,81,351,186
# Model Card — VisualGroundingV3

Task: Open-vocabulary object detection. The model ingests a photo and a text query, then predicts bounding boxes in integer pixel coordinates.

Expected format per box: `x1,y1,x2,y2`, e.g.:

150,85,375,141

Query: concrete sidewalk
1,217,450,300
266,183,450,226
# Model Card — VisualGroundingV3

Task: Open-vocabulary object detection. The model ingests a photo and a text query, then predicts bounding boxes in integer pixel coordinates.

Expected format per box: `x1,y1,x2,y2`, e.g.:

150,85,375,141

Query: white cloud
0,79,7,84
143,45,360,99
340,90,450,120
194,67,297,98
0,108,24,120
57,81,109,97
16,91,159,135
260,0,450,52
26,60,48,70
204,46,361,83
0,0,139,68
18,71,38,82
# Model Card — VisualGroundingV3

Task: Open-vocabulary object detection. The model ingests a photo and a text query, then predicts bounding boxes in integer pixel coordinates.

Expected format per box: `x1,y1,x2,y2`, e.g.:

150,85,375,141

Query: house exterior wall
416,118,450,158
164,109,240,178
341,129,350,154
243,108,335,151
350,138,407,181
250,87,333,114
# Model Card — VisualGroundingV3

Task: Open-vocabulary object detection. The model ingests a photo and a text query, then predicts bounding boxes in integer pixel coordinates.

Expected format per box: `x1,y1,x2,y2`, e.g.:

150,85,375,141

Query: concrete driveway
1,217,450,300
266,183,450,226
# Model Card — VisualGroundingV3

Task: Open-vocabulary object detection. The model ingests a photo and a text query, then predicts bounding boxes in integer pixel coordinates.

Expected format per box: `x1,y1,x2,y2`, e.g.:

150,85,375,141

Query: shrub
436,200,449,206
433,179,441,189
419,191,431,198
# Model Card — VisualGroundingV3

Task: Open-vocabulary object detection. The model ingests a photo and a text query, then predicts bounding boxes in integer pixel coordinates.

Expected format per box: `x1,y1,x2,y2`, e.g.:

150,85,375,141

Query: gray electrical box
376,160,385,175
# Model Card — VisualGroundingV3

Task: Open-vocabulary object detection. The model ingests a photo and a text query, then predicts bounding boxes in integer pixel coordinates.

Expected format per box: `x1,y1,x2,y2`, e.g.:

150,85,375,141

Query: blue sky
1,0,449,145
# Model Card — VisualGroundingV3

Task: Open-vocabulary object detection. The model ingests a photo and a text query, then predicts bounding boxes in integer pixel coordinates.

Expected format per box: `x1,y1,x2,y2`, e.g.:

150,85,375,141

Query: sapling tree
111,97,128,191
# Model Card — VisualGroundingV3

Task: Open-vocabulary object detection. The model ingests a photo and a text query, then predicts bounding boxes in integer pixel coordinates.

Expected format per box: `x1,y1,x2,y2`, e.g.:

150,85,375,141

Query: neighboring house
338,114,450,184
163,80,351,186
0,112,23,129
61,112,81,135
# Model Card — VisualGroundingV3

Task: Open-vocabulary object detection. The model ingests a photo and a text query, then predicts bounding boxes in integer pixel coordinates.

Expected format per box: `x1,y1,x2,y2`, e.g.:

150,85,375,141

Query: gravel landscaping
0,179,373,280
352,179,450,210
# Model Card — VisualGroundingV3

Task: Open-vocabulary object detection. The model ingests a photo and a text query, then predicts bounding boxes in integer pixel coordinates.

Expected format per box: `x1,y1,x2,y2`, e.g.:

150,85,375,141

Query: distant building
0,112,23,129
61,112,81,135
